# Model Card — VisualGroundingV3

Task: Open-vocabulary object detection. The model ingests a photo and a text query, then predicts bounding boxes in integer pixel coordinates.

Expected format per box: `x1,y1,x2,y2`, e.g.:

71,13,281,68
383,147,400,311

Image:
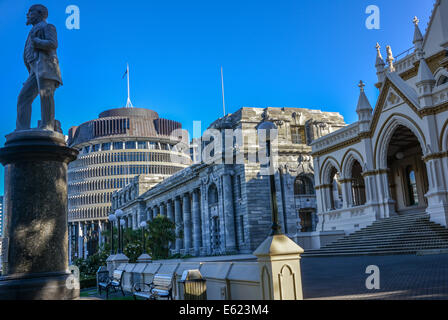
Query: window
294,175,315,195
137,141,148,149
437,75,448,86
406,166,419,206
291,126,306,144
113,142,123,150
83,146,90,154
125,141,136,149
351,161,366,206
102,143,111,151
236,175,242,199
329,168,342,210
91,144,100,152
240,216,245,243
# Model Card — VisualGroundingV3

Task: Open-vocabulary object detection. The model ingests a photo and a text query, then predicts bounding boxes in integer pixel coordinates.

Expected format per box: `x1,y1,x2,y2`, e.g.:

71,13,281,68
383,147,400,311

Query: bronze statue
17,4,62,131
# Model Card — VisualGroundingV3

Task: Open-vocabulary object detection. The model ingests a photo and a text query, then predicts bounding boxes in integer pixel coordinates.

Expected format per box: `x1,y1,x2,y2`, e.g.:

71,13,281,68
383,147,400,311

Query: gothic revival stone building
112,107,345,256
311,1,448,245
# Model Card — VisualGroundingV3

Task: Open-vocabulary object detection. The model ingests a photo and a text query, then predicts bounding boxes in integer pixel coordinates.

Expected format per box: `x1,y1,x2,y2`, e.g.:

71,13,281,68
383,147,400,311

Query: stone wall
111,106,346,256
111,260,262,300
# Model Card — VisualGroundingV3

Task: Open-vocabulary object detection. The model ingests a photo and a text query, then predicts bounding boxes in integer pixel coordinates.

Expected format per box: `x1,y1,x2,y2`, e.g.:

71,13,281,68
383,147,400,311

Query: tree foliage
147,215,176,260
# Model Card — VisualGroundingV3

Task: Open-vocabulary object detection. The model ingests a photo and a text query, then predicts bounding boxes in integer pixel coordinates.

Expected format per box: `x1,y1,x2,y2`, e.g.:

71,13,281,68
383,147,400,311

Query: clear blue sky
0,0,435,194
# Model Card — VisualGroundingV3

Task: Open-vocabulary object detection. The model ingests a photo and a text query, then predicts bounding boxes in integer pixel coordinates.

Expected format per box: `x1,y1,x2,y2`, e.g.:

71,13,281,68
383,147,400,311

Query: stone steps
303,211,448,257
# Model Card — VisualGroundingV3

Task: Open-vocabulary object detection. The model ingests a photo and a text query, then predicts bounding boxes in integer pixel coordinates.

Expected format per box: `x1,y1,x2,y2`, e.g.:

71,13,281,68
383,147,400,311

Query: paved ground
301,253,448,300
81,253,448,300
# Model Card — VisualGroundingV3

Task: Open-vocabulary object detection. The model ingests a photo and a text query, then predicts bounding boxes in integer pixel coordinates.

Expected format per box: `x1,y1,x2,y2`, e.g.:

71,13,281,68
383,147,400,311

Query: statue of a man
16,4,62,131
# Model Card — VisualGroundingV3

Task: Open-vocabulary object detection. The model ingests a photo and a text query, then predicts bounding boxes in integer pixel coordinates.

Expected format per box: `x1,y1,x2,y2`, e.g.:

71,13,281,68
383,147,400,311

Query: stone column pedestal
0,130,79,300
253,234,304,300
107,253,129,272
137,253,152,264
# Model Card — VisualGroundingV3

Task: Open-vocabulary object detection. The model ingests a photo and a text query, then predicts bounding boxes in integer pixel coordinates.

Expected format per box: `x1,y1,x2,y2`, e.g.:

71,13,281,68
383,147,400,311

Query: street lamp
115,209,124,254
119,219,126,253
108,213,116,255
139,221,147,254
258,120,282,236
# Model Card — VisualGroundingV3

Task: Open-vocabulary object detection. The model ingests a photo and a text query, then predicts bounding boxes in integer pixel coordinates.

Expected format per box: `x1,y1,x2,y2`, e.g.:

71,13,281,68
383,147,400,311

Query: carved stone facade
311,1,448,245
112,107,345,256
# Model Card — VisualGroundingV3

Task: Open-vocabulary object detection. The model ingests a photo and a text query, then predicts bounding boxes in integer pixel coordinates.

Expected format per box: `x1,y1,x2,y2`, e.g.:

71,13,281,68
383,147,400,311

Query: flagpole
221,66,226,116
126,63,133,108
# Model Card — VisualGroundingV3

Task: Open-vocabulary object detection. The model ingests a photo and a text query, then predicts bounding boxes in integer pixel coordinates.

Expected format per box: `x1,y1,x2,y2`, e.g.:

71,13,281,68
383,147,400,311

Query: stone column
376,171,395,218
425,158,448,226
133,213,138,230
0,130,79,299
340,180,352,208
83,223,88,259
166,201,174,252
160,203,166,217
77,222,83,260
254,234,304,300
200,185,209,255
192,190,202,256
167,201,174,221
183,194,192,252
98,221,103,247
68,223,72,265
153,206,159,219
222,174,236,252
174,197,183,253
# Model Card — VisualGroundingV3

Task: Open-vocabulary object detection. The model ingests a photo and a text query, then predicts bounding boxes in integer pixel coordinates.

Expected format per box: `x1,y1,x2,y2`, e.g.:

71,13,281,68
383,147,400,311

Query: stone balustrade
311,123,360,154
105,234,305,300
317,203,376,234
109,260,262,300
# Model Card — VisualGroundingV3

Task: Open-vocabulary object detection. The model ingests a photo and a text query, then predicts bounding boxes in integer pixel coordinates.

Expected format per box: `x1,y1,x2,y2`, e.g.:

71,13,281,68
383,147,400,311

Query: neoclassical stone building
112,107,345,256
311,1,448,240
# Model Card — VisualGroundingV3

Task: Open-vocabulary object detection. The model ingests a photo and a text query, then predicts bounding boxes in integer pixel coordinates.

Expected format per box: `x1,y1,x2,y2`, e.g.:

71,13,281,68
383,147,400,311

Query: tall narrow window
291,126,306,144
406,166,419,206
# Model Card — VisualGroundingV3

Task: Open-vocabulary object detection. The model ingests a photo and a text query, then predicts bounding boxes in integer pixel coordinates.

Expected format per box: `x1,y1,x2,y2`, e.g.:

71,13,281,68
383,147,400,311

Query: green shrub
80,277,97,289
74,244,110,279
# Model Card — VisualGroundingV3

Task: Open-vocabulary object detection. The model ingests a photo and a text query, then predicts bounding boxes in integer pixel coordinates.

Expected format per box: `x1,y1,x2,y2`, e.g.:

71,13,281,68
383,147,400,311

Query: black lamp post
119,219,125,253
258,120,282,236
108,213,116,255
115,209,124,254
139,221,147,254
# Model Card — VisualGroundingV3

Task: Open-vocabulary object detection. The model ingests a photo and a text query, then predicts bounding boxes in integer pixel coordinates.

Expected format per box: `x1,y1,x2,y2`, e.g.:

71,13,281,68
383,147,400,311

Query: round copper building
67,107,191,259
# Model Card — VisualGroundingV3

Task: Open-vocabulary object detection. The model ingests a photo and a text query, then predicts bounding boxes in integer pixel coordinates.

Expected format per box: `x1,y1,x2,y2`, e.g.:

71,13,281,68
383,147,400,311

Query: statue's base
0,129,79,300
0,272,79,300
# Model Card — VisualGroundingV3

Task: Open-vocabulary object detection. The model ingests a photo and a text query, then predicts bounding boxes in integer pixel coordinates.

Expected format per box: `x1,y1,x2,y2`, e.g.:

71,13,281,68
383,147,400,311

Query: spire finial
413,15,424,54
376,42,381,51
375,42,385,70
358,80,365,92
413,16,419,26
386,45,395,72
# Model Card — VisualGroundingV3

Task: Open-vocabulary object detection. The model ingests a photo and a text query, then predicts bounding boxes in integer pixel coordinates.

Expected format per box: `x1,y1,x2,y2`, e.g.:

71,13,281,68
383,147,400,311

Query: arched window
208,184,218,206
294,175,315,195
437,75,448,86
329,168,342,210
351,161,366,206
406,166,419,206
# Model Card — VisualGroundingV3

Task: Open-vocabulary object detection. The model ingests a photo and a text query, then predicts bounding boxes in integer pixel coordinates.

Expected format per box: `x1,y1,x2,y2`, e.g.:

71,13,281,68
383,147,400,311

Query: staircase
303,210,448,257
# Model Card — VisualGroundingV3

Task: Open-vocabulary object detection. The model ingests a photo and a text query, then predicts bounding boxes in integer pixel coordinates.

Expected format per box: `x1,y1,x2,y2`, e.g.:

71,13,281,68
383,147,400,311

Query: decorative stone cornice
423,151,448,162
361,169,389,177
315,184,332,190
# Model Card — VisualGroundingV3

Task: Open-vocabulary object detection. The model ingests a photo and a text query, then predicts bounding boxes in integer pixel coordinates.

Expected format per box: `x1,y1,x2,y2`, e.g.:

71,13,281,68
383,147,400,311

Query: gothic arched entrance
386,125,428,213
